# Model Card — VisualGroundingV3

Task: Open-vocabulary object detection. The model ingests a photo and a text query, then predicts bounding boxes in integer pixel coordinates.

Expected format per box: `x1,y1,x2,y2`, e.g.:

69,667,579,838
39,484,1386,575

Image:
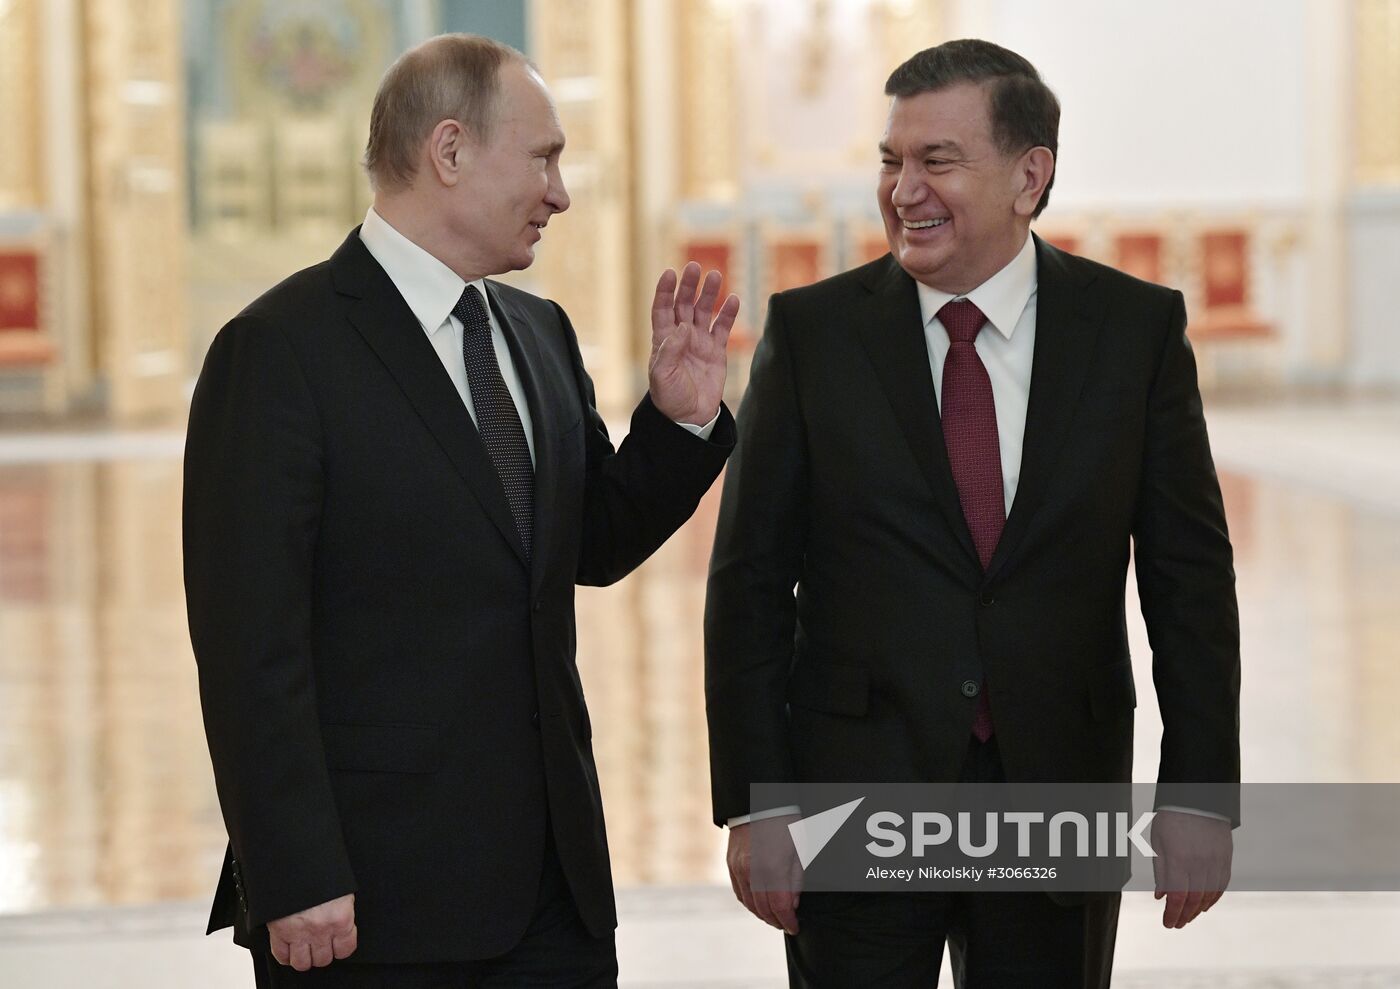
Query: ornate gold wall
676,1,739,202
0,0,43,210
81,0,189,419
1355,0,1400,186
530,0,635,408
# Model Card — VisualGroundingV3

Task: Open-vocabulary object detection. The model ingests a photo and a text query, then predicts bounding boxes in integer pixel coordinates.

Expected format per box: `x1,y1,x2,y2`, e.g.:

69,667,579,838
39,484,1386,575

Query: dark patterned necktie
453,285,534,561
938,298,1003,742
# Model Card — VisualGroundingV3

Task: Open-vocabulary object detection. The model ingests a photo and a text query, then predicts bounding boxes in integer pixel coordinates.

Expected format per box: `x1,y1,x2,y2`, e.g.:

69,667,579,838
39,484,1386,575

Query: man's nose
548,170,570,213
891,167,926,207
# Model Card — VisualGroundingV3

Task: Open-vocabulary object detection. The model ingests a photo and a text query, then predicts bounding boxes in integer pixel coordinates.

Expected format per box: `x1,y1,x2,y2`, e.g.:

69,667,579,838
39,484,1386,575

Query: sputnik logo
786,798,866,868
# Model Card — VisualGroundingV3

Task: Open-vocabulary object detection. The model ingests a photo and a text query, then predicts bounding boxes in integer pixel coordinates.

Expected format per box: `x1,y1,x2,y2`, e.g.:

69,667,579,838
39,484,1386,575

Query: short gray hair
363,33,528,192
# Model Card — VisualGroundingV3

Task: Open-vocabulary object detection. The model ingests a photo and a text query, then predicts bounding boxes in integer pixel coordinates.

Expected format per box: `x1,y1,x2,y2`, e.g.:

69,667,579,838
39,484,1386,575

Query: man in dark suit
184,34,738,987
705,39,1239,987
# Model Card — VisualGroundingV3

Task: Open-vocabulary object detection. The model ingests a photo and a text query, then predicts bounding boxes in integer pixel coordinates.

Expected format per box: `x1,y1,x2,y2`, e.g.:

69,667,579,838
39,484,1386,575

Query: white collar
915,232,1038,340
358,206,487,334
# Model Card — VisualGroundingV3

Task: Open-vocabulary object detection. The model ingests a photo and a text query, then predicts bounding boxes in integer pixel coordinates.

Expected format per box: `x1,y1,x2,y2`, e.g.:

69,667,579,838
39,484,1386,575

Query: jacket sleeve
704,293,808,825
1132,290,1242,825
551,301,736,588
183,314,356,926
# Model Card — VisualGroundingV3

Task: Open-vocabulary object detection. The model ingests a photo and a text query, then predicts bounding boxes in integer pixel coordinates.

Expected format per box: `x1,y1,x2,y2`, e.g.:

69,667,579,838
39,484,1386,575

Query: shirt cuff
1156,805,1231,823
674,409,720,441
727,805,803,828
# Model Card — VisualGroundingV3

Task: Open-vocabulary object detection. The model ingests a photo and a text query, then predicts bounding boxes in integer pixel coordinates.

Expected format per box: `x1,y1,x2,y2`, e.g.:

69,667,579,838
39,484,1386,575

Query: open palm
649,261,740,425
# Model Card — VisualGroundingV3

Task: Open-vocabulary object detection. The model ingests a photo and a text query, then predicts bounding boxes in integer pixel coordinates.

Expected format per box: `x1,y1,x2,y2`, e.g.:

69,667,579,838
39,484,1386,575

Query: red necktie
938,298,1002,742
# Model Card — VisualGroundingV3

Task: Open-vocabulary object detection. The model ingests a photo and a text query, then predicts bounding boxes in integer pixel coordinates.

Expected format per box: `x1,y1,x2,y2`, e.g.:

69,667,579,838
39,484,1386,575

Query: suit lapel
484,281,559,592
854,258,980,571
329,231,529,568
985,236,1104,581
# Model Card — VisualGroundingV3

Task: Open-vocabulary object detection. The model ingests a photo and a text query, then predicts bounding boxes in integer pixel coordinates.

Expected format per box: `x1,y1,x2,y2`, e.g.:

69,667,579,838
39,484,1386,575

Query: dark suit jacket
705,237,1240,830
184,229,734,963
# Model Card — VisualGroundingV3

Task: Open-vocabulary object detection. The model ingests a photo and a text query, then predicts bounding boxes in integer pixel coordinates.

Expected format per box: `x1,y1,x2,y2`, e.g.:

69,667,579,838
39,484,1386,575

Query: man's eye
880,159,899,168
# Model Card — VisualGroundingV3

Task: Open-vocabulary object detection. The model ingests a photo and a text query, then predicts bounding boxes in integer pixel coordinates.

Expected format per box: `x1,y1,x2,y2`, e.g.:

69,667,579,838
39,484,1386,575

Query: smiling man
705,39,1240,987
185,33,738,988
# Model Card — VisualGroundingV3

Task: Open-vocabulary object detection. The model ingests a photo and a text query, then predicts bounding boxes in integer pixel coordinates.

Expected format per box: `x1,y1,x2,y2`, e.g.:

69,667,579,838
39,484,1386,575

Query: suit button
533,600,543,613
979,591,995,607
531,709,540,728
961,680,980,698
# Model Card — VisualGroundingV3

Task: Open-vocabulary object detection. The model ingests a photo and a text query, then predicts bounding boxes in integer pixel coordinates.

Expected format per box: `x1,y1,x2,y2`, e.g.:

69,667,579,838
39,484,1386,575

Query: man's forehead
496,64,563,129
883,85,992,144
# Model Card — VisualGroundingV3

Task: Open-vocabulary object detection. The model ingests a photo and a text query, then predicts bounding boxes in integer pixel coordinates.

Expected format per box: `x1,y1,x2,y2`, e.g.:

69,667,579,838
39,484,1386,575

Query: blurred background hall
2,0,1400,985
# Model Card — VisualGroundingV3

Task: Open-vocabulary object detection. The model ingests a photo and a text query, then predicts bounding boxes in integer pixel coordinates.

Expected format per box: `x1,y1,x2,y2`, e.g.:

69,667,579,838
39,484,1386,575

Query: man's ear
427,119,470,187
1013,146,1055,218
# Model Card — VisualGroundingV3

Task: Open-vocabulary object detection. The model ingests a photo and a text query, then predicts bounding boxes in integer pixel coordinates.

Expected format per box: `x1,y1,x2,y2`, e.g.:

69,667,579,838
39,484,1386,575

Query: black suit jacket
184,230,734,963
705,237,1239,829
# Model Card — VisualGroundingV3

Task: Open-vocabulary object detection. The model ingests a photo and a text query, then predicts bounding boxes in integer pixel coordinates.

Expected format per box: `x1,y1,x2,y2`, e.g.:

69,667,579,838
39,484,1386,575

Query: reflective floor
2,401,1400,920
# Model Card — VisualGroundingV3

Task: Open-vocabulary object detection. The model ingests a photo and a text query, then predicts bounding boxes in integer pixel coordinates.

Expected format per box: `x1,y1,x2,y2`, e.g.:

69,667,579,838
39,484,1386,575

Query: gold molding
1355,0,1400,185
677,0,738,201
530,0,635,409
0,0,44,208
82,0,188,418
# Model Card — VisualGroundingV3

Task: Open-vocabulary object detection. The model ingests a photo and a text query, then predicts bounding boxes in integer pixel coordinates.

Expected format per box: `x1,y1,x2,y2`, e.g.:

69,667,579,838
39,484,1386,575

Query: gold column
871,0,946,79
530,0,635,411
1355,0,1400,186
81,0,188,419
0,0,43,209
676,1,739,202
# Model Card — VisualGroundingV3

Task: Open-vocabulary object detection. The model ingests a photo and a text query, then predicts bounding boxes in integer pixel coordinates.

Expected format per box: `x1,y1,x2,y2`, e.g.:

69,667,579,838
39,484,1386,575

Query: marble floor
2,397,1400,985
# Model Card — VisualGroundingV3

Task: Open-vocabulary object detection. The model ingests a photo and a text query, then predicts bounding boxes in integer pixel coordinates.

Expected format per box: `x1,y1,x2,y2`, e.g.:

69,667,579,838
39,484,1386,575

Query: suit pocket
1087,660,1137,722
788,661,871,717
321,722,442,774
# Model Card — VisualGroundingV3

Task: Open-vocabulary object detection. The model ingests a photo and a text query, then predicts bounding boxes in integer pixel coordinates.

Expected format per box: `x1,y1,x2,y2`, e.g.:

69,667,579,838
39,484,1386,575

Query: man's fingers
727,860,745,904
1161,890,1187,928
332,925,358,960
310,938,335,969
750,890,785,930
1159,855,1189,928
768,890,800,935
1201,862,1228,912
711,294,740,348
733,871,770,928
742,889,770,926
1177,889,1208,928
727,848,751,904
289,941,313,973
675,261,702,326
270,938,291,967
692,270,723,331
651,268,678,326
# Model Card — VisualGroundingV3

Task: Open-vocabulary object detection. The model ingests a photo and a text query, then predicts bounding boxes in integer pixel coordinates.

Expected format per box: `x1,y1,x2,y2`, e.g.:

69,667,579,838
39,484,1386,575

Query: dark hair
885,39,1059,218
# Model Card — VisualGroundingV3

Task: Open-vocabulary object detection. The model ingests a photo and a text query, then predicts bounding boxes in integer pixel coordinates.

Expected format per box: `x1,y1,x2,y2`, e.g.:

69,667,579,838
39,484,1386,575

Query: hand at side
267,893,357,971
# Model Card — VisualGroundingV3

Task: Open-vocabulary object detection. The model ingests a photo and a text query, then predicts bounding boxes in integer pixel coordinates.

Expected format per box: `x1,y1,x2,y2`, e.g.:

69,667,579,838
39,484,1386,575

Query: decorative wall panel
83,0,189,418
1356,0,1400,185
0,0,43,209
530,0,633,407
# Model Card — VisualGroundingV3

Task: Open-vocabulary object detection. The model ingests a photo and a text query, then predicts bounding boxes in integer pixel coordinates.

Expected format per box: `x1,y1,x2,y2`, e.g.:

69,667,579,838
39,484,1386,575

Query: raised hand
649,261,740,426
